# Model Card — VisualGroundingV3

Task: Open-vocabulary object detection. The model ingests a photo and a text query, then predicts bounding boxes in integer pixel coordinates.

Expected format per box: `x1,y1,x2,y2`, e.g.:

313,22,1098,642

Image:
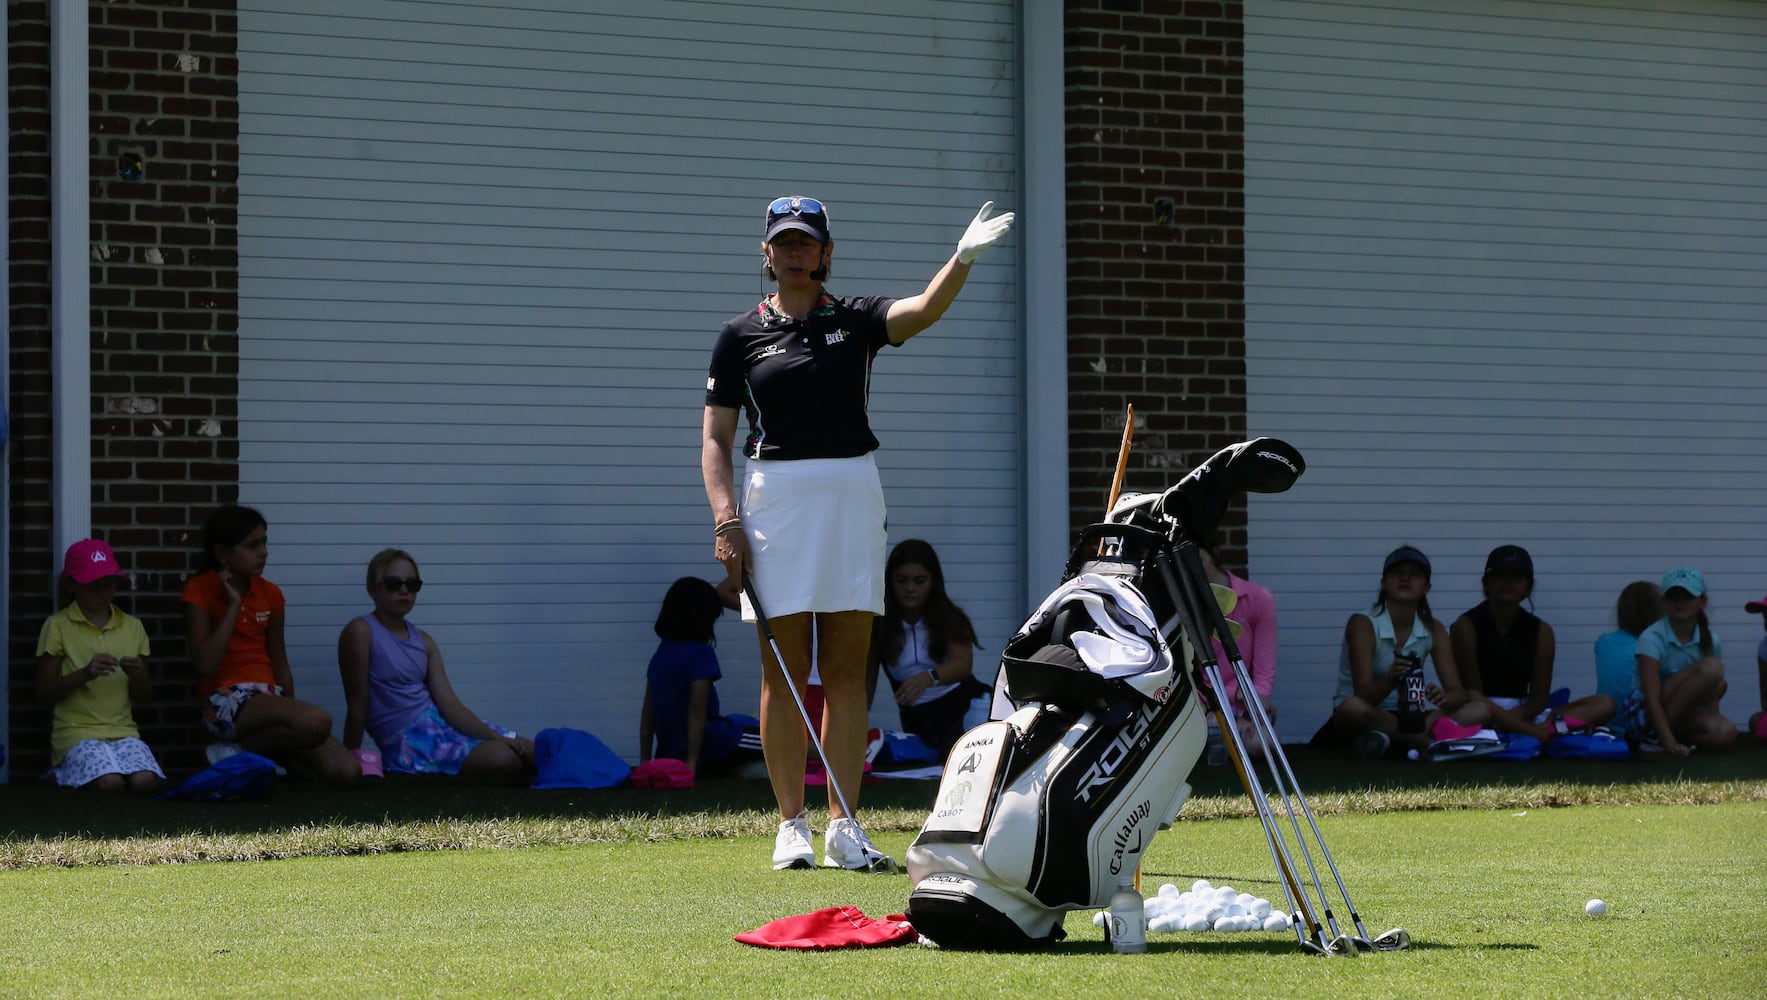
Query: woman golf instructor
702,195,1013,871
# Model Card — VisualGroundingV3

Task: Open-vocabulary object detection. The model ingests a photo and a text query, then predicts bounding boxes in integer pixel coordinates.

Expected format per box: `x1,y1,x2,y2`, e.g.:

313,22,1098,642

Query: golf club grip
740,570,774,638
1106,403,1134,513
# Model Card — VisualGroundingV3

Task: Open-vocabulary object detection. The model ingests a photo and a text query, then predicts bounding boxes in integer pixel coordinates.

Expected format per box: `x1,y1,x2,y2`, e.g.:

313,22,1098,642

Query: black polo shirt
705,293,896,460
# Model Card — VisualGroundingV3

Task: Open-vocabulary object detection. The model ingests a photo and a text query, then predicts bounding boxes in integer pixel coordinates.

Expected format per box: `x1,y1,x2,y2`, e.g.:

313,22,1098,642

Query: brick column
1064,1,1247,554
7,1,239,776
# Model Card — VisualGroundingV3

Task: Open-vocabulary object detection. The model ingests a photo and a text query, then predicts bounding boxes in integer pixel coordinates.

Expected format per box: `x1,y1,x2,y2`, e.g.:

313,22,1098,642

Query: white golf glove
956,201,1015,264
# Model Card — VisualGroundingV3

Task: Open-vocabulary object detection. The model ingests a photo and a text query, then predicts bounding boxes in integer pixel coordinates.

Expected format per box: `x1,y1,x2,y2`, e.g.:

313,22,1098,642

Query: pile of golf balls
1092,879,1292,934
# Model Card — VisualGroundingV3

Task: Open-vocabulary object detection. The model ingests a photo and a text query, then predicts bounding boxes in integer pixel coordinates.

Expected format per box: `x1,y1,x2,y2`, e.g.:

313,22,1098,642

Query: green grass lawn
3,745,1764,998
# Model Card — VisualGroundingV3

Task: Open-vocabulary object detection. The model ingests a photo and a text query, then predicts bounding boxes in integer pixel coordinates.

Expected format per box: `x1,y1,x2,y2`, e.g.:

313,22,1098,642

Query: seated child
1328,545,1481,758
1746,592,1767,741
36,539,165,792
1623,568,1737,754
1593,580,1661,735
1448,545,1614,741
338,548,535,781
640,577,759,773
182,505,359,785
869,540,982,759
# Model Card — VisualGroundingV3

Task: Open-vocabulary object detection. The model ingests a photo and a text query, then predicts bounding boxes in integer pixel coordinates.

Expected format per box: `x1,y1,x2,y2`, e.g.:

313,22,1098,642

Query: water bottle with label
1395,653,1427,734
1109,880,1147,954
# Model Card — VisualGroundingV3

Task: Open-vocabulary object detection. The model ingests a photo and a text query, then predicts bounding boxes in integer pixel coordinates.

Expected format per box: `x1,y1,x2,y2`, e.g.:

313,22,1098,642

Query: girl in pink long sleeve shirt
1202,547,1278,754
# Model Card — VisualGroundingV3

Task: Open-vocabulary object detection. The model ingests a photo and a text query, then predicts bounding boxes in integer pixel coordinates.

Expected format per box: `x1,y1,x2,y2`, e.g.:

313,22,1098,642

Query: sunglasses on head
380,576,423,594
767,196,826,219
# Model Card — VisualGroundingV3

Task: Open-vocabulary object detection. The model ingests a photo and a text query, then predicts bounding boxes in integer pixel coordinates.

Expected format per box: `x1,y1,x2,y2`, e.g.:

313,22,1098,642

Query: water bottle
1395,654,1426,734
1109,882,1147,954
1205,718,1227,766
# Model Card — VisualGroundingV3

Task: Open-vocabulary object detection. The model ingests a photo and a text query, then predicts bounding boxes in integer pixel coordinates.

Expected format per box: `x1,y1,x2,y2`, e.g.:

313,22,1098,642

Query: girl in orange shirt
181,505,358,785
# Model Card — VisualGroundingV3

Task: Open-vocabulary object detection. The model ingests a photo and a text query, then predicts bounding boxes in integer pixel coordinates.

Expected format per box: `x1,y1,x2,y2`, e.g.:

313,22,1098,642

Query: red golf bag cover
905,572,1206,950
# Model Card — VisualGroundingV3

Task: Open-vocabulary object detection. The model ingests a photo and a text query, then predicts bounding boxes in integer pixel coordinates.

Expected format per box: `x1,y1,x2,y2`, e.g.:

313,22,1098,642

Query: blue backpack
1485,734,1543,761
157,752,278,801
1546,730,1630,760
530,728,632,790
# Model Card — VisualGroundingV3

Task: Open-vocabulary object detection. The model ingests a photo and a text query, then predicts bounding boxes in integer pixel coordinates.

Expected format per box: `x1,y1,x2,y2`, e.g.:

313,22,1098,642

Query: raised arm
885,202,1014,344
183,578,242,678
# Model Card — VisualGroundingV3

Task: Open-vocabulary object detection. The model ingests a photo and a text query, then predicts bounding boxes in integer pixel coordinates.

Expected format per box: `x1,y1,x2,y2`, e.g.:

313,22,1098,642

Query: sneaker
772,813,814,871
1356,730,1391,759
823,817,892,871
1548,714,1592,738
205,742,245,765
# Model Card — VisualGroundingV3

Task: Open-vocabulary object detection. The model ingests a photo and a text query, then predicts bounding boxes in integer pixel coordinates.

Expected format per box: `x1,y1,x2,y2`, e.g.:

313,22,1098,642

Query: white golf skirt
739,454,886,622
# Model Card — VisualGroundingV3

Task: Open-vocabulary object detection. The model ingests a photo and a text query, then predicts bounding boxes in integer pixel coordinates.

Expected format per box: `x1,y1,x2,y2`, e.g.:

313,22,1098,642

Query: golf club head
1327,934,1362,957
864,851,900,875
1153,438,1306,544
1369,927,1410,951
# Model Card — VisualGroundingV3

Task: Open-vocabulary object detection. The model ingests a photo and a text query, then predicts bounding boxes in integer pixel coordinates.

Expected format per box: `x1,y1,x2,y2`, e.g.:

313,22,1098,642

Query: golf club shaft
1155,554,1328,950
1228,650,1374,940
1100,403,1135,558
740,571,861,828
1203,660,1330,949
1106,403,1135,513
1174,542,1365,946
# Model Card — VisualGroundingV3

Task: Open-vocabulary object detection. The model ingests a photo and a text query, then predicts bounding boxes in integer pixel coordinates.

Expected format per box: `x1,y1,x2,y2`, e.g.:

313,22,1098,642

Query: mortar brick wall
6,1,239,778
1064,1,1249,557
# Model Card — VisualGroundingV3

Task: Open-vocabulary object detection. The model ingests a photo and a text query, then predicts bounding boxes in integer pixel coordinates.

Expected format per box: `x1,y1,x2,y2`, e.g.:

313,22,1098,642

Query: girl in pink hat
35,539,164,791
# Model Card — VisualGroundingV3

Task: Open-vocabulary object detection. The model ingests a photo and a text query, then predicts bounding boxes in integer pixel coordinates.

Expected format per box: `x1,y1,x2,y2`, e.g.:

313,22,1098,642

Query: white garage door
1245,0,1767,739
235,0,1023,755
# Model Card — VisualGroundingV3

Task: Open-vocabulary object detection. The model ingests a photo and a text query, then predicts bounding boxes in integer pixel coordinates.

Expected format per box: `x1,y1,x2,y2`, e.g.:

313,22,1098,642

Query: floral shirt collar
758,291,837,323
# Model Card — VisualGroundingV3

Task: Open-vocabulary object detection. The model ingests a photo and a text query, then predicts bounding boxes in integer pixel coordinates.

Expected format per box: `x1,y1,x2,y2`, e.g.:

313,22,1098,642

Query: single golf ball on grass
1585,898,1607,917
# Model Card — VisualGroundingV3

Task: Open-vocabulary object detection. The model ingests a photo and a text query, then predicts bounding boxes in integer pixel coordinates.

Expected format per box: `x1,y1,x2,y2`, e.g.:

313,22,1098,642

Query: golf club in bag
904,437,1408,954
741,570,897,874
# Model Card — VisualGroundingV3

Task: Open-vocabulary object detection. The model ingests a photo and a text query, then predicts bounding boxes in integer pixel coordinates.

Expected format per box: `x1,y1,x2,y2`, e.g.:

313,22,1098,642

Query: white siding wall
235,0,1023,756
1245,1,1767,740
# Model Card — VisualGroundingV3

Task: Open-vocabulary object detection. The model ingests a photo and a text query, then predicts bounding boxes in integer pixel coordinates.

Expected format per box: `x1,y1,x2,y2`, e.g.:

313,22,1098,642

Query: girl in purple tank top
338,548,535,781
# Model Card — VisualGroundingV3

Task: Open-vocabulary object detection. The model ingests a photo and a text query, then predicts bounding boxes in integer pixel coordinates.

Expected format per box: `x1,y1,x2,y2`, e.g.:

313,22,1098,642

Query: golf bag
906,439,1307,950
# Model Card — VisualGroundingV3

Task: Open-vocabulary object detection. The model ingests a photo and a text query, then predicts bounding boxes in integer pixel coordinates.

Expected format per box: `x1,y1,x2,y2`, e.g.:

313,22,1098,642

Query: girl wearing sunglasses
336,548,535,780
702,194,1014,870
182,504,360,784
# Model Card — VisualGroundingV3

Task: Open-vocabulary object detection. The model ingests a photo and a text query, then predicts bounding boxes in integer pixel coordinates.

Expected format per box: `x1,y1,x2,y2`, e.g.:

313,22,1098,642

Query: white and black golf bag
905,438,1308,951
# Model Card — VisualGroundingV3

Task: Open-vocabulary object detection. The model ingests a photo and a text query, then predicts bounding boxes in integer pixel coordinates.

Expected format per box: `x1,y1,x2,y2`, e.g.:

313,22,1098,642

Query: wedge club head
1370,927,1411,951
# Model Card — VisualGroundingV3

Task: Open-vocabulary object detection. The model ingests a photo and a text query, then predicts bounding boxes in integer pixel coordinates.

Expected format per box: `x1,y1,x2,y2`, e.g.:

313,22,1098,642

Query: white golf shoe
772,813,814,871
823,817,890,871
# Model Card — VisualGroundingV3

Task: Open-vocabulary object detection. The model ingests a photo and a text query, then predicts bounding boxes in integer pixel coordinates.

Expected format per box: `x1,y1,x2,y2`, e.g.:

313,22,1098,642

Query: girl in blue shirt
1629,568,1737,755
640,577,759,773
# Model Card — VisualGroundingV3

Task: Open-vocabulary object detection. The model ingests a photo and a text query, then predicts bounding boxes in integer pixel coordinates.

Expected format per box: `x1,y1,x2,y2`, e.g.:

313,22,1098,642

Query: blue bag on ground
1546,730,1630,760
877,731,940,767
1486,734,1543,761
157,751,277,801
530,727,632,789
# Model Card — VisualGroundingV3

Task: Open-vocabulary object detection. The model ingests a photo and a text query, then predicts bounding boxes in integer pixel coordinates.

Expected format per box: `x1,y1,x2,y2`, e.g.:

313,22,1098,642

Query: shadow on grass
3,741,1761,843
